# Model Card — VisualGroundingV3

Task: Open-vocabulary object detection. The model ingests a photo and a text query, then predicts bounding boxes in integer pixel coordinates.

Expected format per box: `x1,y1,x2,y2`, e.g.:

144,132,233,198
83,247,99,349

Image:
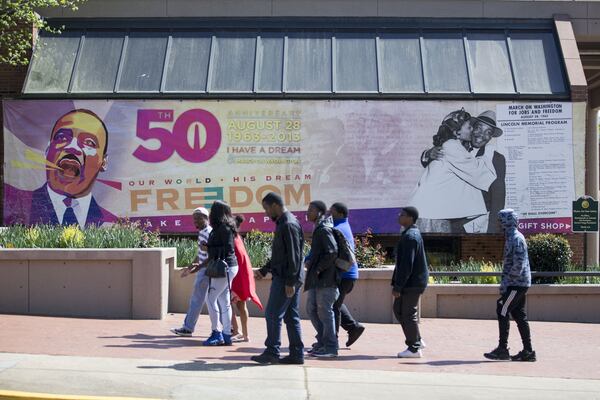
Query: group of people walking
171,194,366,362
171,192,536,364
171,204,261,345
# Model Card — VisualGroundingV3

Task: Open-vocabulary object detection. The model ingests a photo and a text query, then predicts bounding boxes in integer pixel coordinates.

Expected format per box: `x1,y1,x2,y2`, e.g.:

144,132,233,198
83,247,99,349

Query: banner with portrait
3,99,578,233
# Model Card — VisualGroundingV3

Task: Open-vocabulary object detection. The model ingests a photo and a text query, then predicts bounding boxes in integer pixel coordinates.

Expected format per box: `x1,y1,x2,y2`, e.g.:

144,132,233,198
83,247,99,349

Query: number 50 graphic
133,109,222,163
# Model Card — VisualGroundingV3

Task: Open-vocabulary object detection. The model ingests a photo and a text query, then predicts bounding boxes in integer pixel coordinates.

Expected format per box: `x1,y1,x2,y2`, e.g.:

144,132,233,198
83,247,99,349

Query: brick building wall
564,234,585,265
461,233,585,266
461,235,505,262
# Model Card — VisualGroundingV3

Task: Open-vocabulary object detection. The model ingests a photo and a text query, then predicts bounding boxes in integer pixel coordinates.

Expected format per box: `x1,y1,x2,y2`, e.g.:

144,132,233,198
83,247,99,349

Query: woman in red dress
231,215,263,342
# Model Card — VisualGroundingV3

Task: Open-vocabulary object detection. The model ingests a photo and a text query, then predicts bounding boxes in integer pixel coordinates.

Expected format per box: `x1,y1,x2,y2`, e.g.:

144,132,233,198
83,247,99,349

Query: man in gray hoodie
484,209,536,362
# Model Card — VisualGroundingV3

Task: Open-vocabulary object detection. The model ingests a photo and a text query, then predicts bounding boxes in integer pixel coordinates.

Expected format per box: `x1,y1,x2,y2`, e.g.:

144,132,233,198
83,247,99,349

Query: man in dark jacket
392,206,429,358
330,202,365,347
305,200,339,358
251,192,305,365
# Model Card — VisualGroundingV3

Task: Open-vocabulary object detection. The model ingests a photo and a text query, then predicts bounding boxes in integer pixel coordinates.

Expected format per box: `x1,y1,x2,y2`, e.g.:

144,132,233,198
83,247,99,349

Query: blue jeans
183,268,210,332
264,277,304,359
307,287,339,353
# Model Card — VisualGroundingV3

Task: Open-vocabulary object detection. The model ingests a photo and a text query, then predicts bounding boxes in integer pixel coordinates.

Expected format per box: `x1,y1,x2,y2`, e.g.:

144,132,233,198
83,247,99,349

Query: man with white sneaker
392,206,429,358
170,207,212,337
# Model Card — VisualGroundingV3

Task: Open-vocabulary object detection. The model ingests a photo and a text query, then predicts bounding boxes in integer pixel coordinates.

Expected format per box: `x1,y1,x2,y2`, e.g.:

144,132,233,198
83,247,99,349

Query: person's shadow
98,333,201,349
138,358,260,372
401,360,496,366
308,354,399,362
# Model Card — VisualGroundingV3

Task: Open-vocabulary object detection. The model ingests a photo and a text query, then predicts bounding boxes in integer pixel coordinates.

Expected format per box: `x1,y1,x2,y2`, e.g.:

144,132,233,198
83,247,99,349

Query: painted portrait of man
4,109,116,226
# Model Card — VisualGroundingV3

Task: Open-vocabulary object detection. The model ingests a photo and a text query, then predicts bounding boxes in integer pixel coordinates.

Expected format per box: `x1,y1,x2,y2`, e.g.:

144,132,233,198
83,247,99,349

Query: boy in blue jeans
305,200,339,358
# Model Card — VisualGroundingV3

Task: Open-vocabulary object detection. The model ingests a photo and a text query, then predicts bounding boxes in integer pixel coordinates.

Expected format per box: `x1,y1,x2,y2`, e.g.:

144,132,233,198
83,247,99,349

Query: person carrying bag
205,248,228,278
202,201,239,346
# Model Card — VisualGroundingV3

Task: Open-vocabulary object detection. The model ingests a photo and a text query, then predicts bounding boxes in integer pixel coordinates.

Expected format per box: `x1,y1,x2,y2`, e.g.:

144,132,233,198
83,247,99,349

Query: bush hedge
3,225,588,284
354,230,387,268
527,233,573,283
429,258,502,284
0,221,198,269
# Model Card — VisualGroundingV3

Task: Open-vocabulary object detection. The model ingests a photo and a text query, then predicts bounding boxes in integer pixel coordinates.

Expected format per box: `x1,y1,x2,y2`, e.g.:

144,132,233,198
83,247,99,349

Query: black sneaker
306,342,321,354
250,353,280,364
511,350,537,362
312,348,338,358
170,327,192,337
346,325,365,347
484,347,510,360
279,356,304,365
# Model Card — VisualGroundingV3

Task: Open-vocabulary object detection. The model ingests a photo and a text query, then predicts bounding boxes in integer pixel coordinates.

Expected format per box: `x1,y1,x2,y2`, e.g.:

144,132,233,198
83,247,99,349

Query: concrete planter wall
170,265,600,324
4,253,593,322
169,266,397,323
422,284,600,323
0,248,175,319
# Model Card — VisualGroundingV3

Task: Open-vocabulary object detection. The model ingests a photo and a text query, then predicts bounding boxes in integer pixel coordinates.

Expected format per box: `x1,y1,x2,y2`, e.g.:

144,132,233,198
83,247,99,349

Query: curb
0,390,162,400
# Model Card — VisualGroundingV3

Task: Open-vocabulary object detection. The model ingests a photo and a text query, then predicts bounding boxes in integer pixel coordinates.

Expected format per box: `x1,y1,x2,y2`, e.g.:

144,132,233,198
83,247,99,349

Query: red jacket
232,235,263,310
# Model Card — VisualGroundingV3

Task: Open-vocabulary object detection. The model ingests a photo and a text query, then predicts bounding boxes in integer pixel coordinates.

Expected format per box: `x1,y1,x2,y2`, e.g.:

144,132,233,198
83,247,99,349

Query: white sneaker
419,339,427,349
397,348,423,358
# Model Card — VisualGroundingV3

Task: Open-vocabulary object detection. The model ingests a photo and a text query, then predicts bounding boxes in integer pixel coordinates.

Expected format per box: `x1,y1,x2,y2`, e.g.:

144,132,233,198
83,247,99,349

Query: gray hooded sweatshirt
498,209,531,293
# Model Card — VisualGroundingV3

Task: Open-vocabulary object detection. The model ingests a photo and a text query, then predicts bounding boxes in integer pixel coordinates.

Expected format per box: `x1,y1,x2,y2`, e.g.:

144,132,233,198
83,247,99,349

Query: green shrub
159,237,197,268
244,230,274,269
558,263,600,284
0,221,202,270
354,230,387,268
86,219,160,249
430,258,501,284
245,228,386,270
0,225,62,248
527,234,572,283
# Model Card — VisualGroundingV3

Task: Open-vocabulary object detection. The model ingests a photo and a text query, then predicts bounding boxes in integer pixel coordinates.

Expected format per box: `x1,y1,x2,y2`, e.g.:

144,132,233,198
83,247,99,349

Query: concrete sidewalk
1,353,600,400
0,314,599,399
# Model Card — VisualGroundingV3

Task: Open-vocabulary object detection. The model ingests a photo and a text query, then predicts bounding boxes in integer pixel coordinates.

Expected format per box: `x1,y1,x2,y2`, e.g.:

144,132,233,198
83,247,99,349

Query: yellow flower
25,227,40,245
60,225,84,248
480,261,499,284
5,243,14,248
428,276,436,284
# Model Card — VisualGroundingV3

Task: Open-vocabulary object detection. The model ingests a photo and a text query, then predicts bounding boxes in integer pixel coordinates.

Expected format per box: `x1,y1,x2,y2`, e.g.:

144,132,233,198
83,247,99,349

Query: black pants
496,287,532,351
334,278,360,335
393,289,423,350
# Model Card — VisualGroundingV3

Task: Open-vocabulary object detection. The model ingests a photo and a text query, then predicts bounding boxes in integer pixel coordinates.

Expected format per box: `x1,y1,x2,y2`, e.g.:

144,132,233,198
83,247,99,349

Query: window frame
21,19,570,100
160,32,214,94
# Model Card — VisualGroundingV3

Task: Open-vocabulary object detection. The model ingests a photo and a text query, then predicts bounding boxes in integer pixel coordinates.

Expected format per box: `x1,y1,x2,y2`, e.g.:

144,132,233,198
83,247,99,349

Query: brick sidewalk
1,313,598,380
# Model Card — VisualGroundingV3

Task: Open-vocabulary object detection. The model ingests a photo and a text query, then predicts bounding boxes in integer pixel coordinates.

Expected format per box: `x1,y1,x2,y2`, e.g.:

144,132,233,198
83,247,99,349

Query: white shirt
46,185,92,227
198,225,212,263
409,139,496,219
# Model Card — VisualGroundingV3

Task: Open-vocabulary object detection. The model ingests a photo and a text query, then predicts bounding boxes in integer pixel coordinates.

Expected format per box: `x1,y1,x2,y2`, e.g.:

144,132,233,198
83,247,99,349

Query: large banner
3,100,575,234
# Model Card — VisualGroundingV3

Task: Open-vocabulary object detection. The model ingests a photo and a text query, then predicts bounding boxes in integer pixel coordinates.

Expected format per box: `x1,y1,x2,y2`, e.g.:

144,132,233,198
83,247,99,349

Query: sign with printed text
572,197,599,232
3,100,576,234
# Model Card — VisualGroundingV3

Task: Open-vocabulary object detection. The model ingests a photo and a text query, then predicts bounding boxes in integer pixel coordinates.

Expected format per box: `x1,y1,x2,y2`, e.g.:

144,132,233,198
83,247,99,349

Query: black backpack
330,227,356,272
